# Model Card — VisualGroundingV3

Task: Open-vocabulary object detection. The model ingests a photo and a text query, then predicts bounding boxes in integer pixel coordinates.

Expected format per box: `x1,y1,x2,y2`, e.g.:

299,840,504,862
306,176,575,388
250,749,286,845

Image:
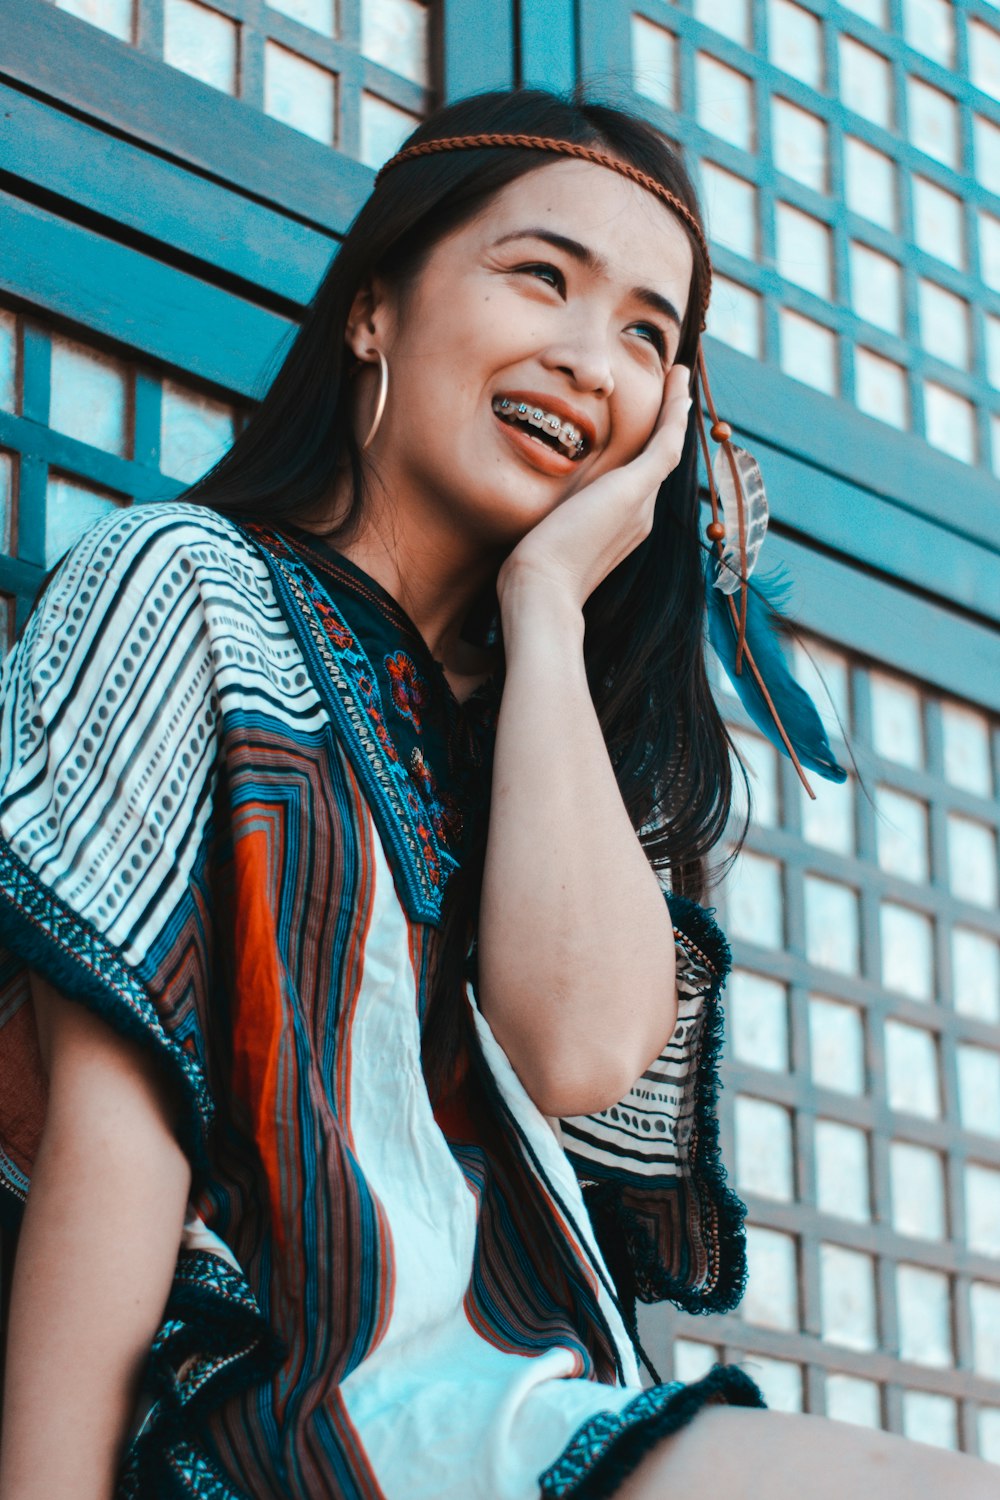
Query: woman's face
350,158,695,549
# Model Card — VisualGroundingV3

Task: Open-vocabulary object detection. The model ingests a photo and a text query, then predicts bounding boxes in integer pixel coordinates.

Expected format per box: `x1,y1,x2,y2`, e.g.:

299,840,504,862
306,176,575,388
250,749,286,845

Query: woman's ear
345,276,393,362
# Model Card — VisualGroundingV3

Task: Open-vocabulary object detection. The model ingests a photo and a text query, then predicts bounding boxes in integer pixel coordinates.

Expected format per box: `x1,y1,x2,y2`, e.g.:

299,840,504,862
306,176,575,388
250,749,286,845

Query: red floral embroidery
410,748,464,847
384,651,429,729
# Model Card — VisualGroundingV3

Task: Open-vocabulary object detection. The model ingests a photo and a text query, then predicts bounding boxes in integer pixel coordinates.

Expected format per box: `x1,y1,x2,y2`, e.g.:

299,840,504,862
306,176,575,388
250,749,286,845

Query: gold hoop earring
361,349,389,451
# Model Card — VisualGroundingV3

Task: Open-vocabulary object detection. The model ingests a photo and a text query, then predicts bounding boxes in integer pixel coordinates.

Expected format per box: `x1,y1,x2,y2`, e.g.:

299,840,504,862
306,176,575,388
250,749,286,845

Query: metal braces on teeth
495,397,585,456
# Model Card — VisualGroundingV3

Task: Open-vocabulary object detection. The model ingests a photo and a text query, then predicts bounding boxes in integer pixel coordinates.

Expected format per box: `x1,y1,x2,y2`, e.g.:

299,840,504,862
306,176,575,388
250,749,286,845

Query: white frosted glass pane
958,1045,1000,1137
735,1096,794,1201
49,337,128,457
855,349,908,430
673,1338,718,1383
979,1407,1000,1463
912,178,964,269
820,1243,877,1351
987,316,1000,390
769,0,823,89
805,876,859,975
55,0,133,41
695,0,751,46
849,243,902,335
164,0,237,94
924,382,975,464
971,20,1000,103
967,1164,1000,1257
815,1120,869,1222
779,310,837,395
801,773,854,854
265,42,336,145
902,1391,957,1449
948,816,998,908
981,213,1000,291
360,93,419,170
909,78,959,168
885,1020,940,1119
0,452,13,554
160,381,236,485
880,903,934,1001
268,0,335,36
976,115,1000,195
972,1282,1000,1378
952,927,1000,1023
875,785,929,883
839,36,892,128
941,702,993,796
742,1356,802,1412
724,850,783,948
743,1225,798,1329
902,0,955,66
772,98,827,191
792,639,850,735
890,1141,946,1240
776,203,831,297
0,310,15,414
696,54,754,150
45,476,122,568
918,280,970,369
825,1373,881,1427
731,731,779,829
897,1264,952,1366
992,415,1000,480
843,0,886,16
844,137,897,230
810,997,865,1095
871,673,922,767
701,163,756,258
632,15,677,109
729,970,789,1072
706,277,762,358
361,0,429,85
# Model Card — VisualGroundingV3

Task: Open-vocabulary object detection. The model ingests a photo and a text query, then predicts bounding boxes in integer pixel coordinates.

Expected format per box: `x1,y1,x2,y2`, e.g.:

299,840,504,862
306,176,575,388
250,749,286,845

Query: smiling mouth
491,397,588,460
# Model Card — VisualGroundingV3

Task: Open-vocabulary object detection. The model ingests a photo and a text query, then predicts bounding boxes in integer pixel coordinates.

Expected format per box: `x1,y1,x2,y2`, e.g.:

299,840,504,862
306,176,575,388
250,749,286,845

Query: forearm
478,575,677,1117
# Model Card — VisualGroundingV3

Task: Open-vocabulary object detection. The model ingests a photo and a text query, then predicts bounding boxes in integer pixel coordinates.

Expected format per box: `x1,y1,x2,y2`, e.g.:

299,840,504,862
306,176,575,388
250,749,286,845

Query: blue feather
706,561,847,785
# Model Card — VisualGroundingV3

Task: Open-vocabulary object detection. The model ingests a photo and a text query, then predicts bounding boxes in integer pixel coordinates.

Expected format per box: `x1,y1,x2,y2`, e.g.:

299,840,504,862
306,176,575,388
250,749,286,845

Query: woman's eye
519,263,565,292
630,322,668,357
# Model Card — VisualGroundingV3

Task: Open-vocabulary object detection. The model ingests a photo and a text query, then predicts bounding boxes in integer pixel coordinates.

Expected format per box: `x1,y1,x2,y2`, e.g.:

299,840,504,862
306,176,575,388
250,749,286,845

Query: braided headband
373,131,846,796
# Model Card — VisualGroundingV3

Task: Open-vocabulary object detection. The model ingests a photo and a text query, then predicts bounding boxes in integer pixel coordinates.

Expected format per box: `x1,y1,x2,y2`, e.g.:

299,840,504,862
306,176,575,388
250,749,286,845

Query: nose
539,317,615,398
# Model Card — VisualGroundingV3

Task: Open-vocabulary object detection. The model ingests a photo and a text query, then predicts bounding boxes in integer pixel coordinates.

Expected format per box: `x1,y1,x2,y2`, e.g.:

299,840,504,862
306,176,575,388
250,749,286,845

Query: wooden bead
710,420,732,441
706,520,726,542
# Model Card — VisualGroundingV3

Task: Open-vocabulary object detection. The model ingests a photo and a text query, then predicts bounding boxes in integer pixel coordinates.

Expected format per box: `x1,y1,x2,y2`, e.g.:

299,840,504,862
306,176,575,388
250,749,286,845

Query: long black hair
187,88,742,1087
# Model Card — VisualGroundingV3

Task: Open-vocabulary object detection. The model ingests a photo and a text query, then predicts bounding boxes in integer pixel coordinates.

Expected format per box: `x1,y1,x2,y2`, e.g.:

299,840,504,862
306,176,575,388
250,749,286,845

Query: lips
492,390,597,460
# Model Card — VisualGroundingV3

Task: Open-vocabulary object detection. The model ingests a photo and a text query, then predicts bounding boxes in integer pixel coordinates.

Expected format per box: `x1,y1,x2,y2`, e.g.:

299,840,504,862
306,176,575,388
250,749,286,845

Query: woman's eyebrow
492,227,682,328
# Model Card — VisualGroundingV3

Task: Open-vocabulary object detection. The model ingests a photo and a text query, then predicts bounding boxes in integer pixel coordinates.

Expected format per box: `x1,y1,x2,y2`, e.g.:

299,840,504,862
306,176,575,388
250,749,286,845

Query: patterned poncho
0,502,761,1499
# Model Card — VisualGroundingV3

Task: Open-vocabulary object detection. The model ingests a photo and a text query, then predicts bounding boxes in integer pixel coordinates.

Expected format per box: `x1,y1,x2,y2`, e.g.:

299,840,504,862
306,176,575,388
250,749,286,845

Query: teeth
492,397,586,458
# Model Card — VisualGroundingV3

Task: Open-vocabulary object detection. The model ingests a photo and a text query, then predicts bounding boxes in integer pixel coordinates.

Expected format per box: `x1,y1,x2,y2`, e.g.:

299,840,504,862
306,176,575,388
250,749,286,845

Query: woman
0,89,994,1500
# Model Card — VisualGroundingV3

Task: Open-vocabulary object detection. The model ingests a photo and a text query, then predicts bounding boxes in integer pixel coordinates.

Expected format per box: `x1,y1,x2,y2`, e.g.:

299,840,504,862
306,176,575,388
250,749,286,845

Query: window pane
979,1407,1000,1463
701,163,757,259
772,98,827,191
971,1282,1000,1378
885,1020,940,1119
815,1120,870,1222
801,773,854,855
359,93,419,170
875,785,929,883
941,701,993,796
743,1225,799,1329
49,336,129,458
742,1356,802,1412
805,877,859,975
45,475,123,568
947,815,998,908
735,1096,794,1200
55,0,133,42
952,927,1000,1023
924,382,976,464
970,19,1000,103
0,452,14,555
897,1264,952,1366
776,204,832,297
361,0,429,86
855,349,908,429
981,212,1000,291
673,1338,718,1383
724,850,784,948
902,0,955,66
695,0,751,46
267,0,335,36
987,315,1000,390
844,137,897,231
706,276,762,358
810,996,865,1095
732,730,779,829
160,381,236,485
902,1391,957,1449
839,37,892,128
880,902,934,1001
918,280,970,369
975,114,1000,195
780,310,837,394
632,15,677,110
966,1163,1000,1258
870,671,923,766
696,54,754,150
264,42,336,145
769,0,823,90
841,0,886,20
820,1243,877,1350
164,0,238,94
913,177,964,269
0,310,17,416
849,243,902,335
729,970,790,1072
825,1373,881,1427
792,639,850,735
958,1045,1000,1137
909,79,960,168
890,1140,946,1240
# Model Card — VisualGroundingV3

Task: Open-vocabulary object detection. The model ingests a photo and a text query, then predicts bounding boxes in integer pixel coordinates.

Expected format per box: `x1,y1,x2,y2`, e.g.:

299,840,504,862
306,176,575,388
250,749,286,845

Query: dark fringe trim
663,892,733,984
540,1365,765,1499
